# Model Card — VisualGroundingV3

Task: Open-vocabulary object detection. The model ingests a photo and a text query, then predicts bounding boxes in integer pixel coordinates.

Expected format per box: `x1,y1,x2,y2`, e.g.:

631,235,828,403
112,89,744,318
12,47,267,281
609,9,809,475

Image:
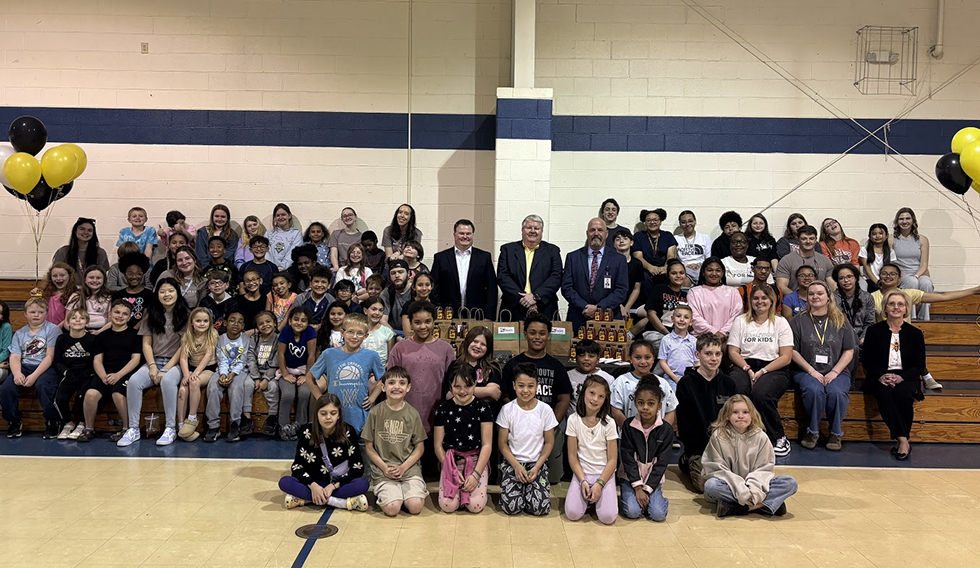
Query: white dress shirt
455,246,472,306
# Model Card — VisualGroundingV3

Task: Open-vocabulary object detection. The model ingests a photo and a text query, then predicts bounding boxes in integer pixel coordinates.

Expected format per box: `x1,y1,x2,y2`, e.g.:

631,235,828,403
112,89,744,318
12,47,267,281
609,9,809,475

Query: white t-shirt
727,316,793,361
888,332,902,369
567,368,618,418
675,232,712,282
496,399,559,463
609,372,678,424
858,245,897,279
565,412,619,476
721,255,773,287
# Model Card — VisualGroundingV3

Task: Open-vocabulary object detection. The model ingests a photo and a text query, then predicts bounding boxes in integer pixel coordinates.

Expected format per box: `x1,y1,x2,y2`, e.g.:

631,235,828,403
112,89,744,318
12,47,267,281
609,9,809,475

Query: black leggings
729,359,791,442
54,372,92,423
866,372,919,439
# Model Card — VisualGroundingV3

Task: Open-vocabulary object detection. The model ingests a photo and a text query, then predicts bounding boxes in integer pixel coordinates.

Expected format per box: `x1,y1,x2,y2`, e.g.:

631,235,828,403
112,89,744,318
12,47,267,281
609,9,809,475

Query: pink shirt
387,338,456,434
687,285,743,336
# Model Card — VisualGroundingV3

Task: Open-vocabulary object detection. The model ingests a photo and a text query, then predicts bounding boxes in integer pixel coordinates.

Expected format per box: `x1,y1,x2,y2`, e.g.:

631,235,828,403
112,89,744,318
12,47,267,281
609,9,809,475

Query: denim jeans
792,371,850,437
619,479,668,522
703,476,798,514
0,362,59,422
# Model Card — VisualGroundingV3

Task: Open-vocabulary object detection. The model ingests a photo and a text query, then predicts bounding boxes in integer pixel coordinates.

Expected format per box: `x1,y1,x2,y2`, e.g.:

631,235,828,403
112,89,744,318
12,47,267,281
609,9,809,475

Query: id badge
813,346,831,366
603,276,612,289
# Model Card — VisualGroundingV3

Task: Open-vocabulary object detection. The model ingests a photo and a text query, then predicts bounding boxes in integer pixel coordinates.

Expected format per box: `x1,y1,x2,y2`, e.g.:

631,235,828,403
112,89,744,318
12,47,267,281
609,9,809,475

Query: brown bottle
586,326,594,340
594,310,601,321
603,346,611,358
603,308,611,321
448,325,457,340
598,326,606,341
617,328,626,343
445,306,454,320
433,325,441,338
577,326,584,340
569,344,576,359
436,306,444,320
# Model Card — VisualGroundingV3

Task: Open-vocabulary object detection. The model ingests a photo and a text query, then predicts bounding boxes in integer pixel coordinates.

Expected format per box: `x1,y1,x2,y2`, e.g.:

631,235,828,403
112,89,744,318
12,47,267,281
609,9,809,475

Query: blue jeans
703,476,798,514
0,363,59,422
619,479,668,522
792,371,850,437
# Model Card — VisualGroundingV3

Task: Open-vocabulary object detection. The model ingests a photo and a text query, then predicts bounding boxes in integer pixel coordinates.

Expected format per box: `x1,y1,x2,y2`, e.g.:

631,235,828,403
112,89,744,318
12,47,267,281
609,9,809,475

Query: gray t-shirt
328,229,362,267
138,310,183,359
774,250,835,291
789,313,856,375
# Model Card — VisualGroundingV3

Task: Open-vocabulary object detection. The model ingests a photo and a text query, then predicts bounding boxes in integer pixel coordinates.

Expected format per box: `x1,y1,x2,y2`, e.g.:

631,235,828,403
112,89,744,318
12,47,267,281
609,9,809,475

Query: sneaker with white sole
156,427,177,446
773,436,792,457
116,428,141,447
347,495,369,512
923,376,943,390
284,494,306,509
68,423,86,440
57,422,75,440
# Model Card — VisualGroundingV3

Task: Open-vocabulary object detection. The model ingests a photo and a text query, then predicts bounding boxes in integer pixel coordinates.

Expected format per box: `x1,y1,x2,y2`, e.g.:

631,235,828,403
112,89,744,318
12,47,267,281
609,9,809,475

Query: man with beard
382,260,414,335
561,218,629,332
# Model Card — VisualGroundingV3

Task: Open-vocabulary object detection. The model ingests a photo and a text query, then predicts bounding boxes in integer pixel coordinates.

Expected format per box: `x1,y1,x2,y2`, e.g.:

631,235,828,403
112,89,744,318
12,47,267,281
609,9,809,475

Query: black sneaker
6,421,22,438
716,501,749,518
77,429,95,443
109,430,125,443
43,420,59,439
263,415,278,436
239,416,254,437
204,428,221,443
227,421,241,443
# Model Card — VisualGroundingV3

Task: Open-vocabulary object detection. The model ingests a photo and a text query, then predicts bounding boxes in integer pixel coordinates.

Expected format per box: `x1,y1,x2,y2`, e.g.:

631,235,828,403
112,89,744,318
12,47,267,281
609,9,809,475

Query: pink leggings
438,464,489,513
564,474,618,525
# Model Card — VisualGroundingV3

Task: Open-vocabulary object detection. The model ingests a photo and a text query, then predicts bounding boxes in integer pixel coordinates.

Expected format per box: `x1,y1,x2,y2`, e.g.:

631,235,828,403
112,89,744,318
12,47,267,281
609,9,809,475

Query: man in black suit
497,214,563,320
430,219,497,319
561,217,629,332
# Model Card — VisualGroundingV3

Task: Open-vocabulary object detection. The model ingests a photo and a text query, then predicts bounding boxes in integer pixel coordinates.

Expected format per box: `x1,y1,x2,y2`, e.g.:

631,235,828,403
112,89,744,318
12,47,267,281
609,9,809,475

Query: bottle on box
577,326,584,340
433,325,441,338
436,306,444,320
617,328,626,343
603,308,611,321
445,306,454,320
586,326,594,340
570,344,576,359
598,326,606,341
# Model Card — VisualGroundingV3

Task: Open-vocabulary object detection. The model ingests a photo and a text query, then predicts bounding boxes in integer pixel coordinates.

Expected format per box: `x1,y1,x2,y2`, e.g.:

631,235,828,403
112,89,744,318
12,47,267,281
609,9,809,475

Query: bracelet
743,364,751,372
596,478,606,487
760,368,768,375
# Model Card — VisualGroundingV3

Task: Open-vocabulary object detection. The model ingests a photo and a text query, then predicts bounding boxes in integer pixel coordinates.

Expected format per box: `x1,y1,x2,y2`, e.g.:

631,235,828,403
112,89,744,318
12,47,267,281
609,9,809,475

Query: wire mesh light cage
854,26,918,96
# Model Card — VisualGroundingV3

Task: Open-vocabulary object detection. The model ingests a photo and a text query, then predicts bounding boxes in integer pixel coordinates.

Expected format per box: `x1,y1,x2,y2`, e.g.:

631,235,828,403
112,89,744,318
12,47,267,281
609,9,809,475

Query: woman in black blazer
861,289,926,460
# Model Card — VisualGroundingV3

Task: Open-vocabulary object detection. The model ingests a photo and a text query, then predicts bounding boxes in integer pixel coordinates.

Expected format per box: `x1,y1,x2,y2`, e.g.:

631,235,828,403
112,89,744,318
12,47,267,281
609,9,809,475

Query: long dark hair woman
53,217,109,274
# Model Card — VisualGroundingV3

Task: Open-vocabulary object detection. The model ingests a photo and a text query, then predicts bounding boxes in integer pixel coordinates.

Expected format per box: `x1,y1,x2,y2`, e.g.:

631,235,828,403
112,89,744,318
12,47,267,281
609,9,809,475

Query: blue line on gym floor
291,506,335,568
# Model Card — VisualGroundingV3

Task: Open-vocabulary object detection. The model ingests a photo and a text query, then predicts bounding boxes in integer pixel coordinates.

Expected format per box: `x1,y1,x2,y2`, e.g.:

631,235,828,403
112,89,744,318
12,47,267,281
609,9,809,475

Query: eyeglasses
880,272,899,278
343,330,367,338
244,277,262,284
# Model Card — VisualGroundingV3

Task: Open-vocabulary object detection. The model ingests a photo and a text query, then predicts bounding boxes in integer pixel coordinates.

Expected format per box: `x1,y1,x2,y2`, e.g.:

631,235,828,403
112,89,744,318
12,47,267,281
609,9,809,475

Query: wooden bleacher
2,279,980,442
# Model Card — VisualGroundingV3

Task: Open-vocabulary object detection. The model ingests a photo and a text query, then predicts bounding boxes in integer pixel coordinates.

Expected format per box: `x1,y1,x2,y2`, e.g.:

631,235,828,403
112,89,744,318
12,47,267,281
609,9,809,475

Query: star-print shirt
433,397,494,453
288,423,365,488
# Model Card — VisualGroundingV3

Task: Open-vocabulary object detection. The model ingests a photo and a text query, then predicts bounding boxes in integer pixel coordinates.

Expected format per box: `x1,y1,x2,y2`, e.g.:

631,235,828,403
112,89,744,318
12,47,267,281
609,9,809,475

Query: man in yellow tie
497,215,564,320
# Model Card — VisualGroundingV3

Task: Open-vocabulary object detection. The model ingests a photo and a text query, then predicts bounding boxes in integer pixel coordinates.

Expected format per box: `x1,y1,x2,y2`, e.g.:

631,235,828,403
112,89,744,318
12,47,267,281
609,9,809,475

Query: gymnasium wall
2,0,980,289
0,0,509,276
538,0,980,288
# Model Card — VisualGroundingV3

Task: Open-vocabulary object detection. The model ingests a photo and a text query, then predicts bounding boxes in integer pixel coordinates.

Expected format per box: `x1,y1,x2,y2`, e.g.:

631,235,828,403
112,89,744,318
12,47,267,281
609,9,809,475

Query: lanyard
810,314,829,346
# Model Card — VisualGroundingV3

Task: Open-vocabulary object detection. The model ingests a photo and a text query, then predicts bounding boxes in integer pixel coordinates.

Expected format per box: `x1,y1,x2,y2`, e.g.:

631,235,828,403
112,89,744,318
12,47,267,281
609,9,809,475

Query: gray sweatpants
205,373,249,429
243,379,279,416
278,381,311,425
127,357,182,430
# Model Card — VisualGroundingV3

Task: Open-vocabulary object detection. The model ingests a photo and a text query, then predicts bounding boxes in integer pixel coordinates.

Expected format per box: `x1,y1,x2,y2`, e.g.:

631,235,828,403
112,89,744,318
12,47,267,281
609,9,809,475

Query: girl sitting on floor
702,395,798,517
279,393,370,511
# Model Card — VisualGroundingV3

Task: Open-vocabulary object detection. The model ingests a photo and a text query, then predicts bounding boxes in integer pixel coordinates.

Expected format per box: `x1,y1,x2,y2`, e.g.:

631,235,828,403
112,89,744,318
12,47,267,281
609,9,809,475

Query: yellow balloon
40,146,78,188
3,152,42,195
61,143,87,180
973,180,980,194
952,127,980,154
960,141,980,182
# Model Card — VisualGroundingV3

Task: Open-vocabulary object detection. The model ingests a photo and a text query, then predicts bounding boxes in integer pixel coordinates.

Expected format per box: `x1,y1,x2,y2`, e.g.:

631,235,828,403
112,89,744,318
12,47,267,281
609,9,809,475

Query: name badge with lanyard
810,315,831,365
603,272,612,290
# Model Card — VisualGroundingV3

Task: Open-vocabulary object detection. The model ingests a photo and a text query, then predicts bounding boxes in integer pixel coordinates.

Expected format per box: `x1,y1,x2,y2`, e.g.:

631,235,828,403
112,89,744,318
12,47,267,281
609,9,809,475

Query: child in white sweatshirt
206,311,251,442
702,395,798,517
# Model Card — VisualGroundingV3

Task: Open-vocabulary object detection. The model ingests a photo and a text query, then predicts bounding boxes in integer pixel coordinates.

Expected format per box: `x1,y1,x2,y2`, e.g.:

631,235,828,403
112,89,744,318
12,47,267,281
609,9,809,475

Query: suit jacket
430,246,497,318
497,240,563,321
861,321,926,396
561,246,629,331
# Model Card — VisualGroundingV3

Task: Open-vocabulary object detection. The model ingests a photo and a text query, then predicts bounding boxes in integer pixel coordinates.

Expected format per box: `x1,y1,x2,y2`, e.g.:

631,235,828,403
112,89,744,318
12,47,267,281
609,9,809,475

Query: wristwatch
760,368,768,375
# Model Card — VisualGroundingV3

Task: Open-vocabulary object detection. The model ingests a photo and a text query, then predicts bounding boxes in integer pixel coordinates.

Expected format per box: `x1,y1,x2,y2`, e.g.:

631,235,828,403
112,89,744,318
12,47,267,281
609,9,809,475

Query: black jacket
497,240,563,320
675,367,737,457
618,417,674,492
430,246,497,318
861,321,925,400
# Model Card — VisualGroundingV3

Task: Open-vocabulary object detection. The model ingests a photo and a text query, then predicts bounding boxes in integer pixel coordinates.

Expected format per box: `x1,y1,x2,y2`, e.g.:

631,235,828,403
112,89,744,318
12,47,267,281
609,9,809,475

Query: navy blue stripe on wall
552,115,973,155
0,106,970,155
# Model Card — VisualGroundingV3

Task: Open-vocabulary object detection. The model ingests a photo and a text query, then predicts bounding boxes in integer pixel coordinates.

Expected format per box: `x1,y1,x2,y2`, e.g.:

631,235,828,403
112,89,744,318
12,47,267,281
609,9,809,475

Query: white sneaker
774,436,792,457
57,422,75,440
67,423,86,440
116,428,141,447
923,376,943,390
156,427,177,446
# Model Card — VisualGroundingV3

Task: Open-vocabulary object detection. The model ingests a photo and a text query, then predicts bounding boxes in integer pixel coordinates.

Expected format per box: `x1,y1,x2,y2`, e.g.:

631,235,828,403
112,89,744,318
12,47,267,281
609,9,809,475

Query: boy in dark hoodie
710,210,743,259
675,333,737,492
618,376,675,522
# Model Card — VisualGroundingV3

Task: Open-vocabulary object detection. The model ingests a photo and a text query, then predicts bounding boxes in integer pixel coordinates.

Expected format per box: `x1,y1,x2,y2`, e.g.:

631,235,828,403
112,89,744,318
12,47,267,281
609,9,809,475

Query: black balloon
55,181,73,201
4,184,26,201
8,115,48,156
26,177,55,212
936,153,972,195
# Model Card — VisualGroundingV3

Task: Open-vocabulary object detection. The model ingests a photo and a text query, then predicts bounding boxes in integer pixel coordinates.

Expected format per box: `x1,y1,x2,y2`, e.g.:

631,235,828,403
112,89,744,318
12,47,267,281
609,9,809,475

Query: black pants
866,372,919,439
54,372,92,424
729,359,791,443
